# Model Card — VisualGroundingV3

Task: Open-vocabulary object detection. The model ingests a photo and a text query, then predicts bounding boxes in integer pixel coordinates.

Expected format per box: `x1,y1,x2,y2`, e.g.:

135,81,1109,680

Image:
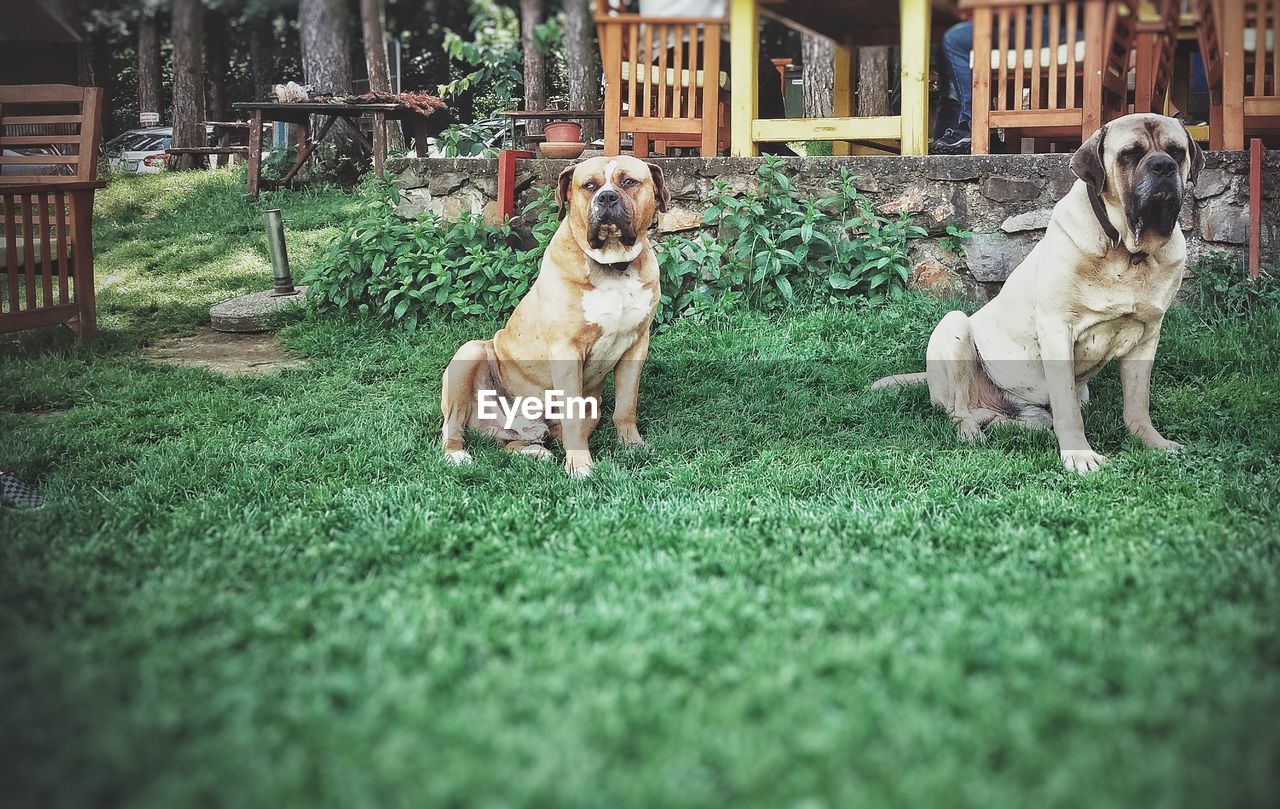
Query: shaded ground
146,328,307,376
1,171,1278,808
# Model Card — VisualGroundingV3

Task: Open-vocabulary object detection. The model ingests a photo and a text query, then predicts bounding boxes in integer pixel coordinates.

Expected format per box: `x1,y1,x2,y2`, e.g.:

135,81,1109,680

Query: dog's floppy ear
645,161,670,212
1184,125,1206,184
556,164,575,221
1071,125,1108,192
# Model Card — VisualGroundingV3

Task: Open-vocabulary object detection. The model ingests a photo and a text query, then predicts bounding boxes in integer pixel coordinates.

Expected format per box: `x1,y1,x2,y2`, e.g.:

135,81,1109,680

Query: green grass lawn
2,171,1279,808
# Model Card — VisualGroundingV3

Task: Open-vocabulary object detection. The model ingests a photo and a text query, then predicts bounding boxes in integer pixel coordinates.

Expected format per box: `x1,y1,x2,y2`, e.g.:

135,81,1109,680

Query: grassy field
2,171,1279,808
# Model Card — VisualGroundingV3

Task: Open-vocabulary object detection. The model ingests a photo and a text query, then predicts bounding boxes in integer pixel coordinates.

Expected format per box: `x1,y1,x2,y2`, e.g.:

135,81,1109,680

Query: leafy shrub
304,186,557,331
305,157,928,330
682,156,926,313
1190,252,1280,317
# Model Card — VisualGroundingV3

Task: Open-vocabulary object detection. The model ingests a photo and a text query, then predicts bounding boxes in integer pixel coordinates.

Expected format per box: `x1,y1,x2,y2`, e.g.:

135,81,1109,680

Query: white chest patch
581,270,654,332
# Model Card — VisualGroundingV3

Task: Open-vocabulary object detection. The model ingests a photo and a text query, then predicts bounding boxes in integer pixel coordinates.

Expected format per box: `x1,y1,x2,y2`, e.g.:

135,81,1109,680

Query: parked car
105,125,221,173
0,145,73,176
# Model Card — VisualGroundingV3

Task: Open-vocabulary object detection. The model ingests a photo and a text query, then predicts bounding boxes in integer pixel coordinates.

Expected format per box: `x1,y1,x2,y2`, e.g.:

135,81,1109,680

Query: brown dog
440,156,668,477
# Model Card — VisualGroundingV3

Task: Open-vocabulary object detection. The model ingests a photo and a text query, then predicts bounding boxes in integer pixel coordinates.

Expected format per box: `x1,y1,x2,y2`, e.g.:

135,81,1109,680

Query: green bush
304,186,557,331
304,157,928,330
1190,252,1280,317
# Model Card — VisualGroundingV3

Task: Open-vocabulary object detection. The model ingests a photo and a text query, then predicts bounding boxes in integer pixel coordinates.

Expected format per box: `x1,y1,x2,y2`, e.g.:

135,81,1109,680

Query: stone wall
388,152,1277,298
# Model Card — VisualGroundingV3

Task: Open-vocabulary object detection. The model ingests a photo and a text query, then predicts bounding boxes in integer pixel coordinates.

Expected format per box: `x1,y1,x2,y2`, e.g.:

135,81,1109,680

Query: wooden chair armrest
0,180,106,193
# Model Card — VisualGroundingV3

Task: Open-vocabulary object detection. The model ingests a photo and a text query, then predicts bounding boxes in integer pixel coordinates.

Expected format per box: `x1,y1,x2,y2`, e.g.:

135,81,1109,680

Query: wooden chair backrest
0,84,103,185
594,3,725,122
970,1,1134,118
1244,0,1280,99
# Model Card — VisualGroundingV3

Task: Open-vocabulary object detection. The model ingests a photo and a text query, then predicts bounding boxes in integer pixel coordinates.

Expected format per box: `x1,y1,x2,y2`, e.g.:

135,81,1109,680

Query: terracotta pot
543,121,583,143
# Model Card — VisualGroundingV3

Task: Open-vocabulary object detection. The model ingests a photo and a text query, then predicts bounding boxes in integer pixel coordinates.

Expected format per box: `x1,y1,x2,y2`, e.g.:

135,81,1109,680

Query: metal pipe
264,209,297,295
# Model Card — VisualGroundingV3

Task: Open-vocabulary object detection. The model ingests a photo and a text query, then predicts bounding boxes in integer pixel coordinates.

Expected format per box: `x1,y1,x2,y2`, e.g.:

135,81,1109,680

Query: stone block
981,175,1044,203
1200,196,1250,244
1000,208,1054,233
426,172,468,196
961,232,1036,282
1193,167,1231,199
909,258,965,298
924,160,983,182
658,207,704,233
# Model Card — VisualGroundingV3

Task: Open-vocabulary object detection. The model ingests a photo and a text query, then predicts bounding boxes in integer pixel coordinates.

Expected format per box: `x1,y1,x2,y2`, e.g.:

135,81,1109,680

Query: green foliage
303,186,558,331
260,142,299,181
683,157,927,315
306,158,929,331
433,121,500,158
439,0,523,120
1189,252,1280,317
939,223,973,256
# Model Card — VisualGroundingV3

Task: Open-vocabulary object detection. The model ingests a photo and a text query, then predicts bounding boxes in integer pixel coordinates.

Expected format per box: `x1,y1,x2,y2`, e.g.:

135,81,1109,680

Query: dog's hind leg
926,311,991,443
440,339,491,465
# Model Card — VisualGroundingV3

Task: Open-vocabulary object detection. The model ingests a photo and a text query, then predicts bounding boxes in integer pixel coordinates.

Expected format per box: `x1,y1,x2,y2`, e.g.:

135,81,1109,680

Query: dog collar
1087,186,1149,265
595,259,632,274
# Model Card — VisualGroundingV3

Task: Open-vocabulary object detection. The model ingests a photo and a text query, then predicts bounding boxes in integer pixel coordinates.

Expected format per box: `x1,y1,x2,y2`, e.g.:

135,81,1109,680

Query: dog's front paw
564,451,594,479
1134,428,1183,453
615,424,646,446
443,449,474,466
1061,449,1108,474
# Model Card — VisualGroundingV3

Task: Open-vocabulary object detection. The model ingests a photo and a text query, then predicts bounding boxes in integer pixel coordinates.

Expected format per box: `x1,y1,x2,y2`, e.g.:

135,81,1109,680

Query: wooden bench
0,84,105,341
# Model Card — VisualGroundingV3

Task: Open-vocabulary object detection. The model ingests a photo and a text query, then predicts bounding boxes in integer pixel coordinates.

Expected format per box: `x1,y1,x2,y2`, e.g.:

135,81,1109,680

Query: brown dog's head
1071,112,1204,254
556,156,669,264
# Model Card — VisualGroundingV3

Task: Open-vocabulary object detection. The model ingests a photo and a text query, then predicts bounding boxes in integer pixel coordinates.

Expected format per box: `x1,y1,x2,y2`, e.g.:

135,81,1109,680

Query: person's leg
933,21,974,152
941,21,973,129
757,55,795,156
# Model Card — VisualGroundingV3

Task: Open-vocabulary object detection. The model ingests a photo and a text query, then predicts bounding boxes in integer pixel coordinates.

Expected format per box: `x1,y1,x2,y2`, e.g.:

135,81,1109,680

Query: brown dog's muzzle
588,188,638,248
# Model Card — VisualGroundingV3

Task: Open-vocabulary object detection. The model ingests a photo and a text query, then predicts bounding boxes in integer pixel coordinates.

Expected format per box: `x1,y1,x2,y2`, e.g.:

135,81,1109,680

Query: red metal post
497,148,534,222
1249,138,1263,280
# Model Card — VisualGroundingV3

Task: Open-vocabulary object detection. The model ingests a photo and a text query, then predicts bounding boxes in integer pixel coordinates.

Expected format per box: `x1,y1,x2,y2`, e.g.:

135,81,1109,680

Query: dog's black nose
1148,154,1178,176
595,188,622,207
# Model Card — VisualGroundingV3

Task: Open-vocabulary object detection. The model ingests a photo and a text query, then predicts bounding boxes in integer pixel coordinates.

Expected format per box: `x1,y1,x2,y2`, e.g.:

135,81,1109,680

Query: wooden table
729,0,960,156
496,110,606,150
233,101,441,199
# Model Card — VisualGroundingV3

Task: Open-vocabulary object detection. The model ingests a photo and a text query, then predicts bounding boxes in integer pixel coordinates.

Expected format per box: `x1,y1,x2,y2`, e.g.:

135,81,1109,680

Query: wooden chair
1200,0,1280,149
967,0,1138,153
595,0,728,156
1134,0,1181,112
0,84,105,340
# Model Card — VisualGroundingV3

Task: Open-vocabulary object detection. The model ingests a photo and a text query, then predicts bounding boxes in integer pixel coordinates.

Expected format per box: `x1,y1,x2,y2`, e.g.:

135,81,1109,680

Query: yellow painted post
898,0,931,155
729,0,759,156
832,39,854,156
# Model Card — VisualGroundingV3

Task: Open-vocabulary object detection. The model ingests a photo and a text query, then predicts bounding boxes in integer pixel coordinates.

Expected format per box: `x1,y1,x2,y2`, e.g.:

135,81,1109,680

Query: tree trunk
563,0,599,141
519,0,545,135
205,8,229,122
138,13,163,122
248,15,274,101
170,0,206,171
359,0,404,150
857,46,890,117
801,33,834,119
299,0,357,166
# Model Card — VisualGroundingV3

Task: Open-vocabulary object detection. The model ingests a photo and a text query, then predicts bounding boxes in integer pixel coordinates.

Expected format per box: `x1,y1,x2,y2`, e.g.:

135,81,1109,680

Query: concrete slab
210,287,308,333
